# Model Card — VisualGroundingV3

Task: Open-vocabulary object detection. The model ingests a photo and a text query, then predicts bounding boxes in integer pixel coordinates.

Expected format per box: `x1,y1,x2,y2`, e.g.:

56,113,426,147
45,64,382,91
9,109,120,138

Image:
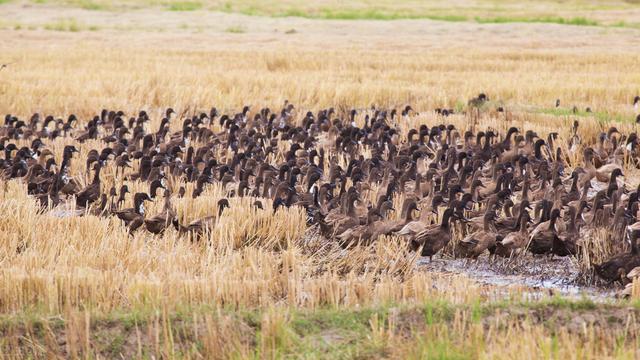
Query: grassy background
4,0,640,27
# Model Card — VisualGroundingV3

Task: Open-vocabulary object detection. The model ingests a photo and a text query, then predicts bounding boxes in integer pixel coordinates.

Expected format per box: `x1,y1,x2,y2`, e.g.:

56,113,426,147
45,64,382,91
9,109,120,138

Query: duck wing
411,226,449,256
114,208,138,224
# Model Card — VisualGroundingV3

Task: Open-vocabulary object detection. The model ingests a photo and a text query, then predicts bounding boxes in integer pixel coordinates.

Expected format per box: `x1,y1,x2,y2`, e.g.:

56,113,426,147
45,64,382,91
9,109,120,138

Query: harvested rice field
1,0,640,358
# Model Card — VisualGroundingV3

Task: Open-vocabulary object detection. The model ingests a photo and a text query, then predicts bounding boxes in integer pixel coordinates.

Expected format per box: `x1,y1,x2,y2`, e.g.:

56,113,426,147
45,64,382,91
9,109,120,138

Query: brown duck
175,199,230,237
114,192,151,234
594,230,640,284
410,208,457,261
144,189,176,234
76,162,103,208
494,210,532,258
528,208,561,255
458,210,499,259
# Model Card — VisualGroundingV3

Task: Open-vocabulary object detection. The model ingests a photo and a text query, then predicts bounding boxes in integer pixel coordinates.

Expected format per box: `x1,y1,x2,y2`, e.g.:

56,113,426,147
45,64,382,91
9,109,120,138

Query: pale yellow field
1,1,640,358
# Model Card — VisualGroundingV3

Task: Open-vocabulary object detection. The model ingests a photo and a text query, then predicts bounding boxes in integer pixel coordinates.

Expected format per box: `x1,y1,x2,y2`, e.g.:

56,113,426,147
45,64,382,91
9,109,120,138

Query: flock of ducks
1,96,640,288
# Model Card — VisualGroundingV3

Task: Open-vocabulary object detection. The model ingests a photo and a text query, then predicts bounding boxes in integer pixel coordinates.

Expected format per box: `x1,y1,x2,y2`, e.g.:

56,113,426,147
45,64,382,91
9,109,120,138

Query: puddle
418,255,618,301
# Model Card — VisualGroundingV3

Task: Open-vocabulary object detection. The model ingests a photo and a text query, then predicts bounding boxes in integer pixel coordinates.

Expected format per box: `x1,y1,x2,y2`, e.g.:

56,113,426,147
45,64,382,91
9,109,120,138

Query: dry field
1,0,640,358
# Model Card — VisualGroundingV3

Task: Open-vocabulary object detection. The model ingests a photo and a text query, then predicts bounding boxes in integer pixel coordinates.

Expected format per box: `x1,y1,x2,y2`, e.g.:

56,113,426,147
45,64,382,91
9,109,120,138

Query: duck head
133,192,152,214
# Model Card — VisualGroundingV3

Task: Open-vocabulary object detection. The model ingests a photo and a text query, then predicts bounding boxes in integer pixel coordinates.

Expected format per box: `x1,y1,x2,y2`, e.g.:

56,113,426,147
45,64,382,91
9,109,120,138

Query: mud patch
418,255,619,301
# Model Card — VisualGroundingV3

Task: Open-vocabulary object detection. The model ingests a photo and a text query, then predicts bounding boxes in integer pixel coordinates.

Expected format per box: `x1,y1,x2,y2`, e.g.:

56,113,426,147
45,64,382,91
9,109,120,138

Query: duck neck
414,175,422,195
404,206,415,222
92,164,102,185
518,214,528,233
549,215,558,232
346,198,357,217
513,209,526,231
534,143,543,160
483,216,492,232
99,195,108,211
163,194,172,211
522,181,530,201
580,183,589,201
483,135,491,150
570,175,578,193
318,151,325,171
504,204,513,218
584,157,595,170
440,212,451,229
135,199,144,215
589,199,600,218
568,212,577,232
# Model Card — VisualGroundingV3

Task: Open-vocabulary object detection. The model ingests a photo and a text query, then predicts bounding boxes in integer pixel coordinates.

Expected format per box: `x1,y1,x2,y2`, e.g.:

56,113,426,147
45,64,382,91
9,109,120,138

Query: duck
552,206,579,257
369,199,419,239
528,208,562,255
594,230,640,284
144,189,177,234
321,191,360,238
113,192,151,234
410,208,457,261
397,195,444,237
336,208,382,247
457,210,499,259
495,200,531,234
75,162,103,208
90,193,110,217
494,210,532,258
175,199,230,238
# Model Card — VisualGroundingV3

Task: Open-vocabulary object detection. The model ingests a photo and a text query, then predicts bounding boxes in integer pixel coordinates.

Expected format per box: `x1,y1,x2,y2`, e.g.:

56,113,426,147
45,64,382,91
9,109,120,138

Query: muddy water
418,255,618,301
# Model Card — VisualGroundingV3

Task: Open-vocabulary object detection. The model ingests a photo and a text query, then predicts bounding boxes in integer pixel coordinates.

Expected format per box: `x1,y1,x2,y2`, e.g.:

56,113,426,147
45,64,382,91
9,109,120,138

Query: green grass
167,1,201,11
426,14,468,22
534,107,636,124
410,337,472,360
268,8,468,21
69,0,105,10
224,25,246,33
204,3,624,28
475,15,600,26
534,295,598,311
44,18,82,32
40,19,101,32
